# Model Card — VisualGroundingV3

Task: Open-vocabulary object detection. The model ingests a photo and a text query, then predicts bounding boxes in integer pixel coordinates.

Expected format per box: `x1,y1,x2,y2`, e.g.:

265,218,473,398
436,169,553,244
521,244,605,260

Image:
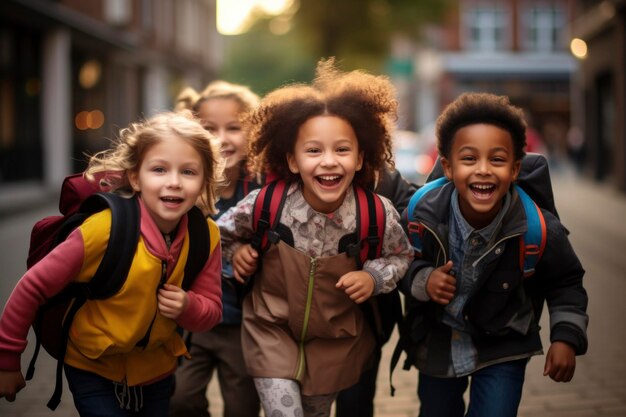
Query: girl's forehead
297,115,357,138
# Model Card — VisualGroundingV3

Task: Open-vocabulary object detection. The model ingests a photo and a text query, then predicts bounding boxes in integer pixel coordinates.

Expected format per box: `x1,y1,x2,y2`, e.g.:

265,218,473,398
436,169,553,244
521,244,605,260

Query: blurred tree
220,22,317,95
219,0,451,94
294,0,450,71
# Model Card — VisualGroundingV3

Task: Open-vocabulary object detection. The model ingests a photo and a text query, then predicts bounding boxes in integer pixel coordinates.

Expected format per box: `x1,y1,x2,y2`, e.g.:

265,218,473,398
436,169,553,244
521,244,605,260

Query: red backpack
249,179,400,346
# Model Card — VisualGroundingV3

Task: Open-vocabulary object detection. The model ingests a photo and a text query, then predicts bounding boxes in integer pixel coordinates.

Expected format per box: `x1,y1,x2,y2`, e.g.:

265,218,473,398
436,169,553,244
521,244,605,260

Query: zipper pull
160,260,167,288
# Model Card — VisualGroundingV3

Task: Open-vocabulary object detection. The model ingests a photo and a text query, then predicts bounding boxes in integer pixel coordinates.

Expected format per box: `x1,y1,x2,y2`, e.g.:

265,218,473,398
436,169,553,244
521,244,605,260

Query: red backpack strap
251,180,288,253
354,185,386,266
514,184,547,277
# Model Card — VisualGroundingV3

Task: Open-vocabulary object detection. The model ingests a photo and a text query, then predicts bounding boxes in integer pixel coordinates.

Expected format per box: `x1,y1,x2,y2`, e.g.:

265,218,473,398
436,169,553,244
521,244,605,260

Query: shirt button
495,247,502,255
502,282,510,290
470,238,479,246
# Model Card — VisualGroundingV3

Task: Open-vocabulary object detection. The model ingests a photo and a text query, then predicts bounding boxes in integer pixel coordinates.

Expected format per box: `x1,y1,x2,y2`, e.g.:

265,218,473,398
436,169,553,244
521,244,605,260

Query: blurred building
0,0,222,211
412,0,578,167
570,0,626,191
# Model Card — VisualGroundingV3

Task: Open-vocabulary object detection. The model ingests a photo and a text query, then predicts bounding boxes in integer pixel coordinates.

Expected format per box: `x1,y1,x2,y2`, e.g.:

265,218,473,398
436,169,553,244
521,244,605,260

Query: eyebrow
457,145,510,153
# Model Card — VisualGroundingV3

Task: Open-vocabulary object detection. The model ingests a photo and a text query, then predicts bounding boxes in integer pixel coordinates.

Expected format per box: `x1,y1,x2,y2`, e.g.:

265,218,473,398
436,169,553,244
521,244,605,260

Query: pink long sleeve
176,242,223,332
0,230,85,371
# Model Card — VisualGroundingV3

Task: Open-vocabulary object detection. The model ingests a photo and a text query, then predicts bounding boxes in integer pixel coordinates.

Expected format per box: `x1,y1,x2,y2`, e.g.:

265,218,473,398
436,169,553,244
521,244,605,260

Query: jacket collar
137,197,188,261
416,182,529,239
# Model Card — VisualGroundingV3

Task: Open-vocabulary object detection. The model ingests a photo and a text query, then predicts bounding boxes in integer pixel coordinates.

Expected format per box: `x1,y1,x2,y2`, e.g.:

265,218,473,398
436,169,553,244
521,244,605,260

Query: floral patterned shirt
217,182,412,294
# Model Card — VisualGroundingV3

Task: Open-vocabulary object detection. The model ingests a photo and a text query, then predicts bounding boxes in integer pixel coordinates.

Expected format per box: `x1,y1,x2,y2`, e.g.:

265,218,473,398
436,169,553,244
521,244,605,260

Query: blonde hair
85,110,226,215
175,80,260,118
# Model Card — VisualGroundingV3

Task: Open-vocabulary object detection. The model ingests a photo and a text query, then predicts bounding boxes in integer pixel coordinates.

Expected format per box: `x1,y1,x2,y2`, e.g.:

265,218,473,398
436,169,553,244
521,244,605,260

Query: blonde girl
0,111,224,417
170,81,262,417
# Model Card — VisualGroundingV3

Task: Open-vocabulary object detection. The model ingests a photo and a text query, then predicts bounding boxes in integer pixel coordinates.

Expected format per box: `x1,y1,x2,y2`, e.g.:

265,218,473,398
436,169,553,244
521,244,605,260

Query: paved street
1,167,626,417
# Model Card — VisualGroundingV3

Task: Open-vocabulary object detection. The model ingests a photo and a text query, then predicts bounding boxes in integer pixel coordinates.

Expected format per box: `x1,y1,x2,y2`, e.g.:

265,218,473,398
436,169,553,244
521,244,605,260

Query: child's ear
286,153,299,174
129,171,141,192
441,157,453,180
512,159,522,182
356,151,364,171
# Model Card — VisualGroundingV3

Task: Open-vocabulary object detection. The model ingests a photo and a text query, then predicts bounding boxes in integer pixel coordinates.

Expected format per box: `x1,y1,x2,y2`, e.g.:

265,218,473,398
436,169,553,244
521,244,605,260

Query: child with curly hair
217,58,413,417
400,92,588,417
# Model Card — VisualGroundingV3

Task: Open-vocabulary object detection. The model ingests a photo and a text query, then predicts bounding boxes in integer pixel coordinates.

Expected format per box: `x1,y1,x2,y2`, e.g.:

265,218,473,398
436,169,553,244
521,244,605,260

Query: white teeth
473,184,494,190
319,175,340,181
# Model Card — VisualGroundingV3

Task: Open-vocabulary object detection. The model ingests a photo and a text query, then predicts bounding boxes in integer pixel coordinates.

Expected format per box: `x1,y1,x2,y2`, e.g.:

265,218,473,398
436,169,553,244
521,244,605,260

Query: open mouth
470,183,496,199
221,150,235,158
161,196,184,204
316,175,342,187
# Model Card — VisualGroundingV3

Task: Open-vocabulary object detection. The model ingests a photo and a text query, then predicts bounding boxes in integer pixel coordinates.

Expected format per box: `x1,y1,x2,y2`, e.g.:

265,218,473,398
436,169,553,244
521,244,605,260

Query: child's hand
544,341,576,382
158,284,188,320
0,370,26,402
426,260,456,305
336,271,375,304
232,244,258,283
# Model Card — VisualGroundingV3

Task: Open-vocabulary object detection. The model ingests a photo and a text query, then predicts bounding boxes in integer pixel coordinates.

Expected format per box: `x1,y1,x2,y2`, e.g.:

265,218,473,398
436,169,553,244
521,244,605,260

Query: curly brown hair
245,58,398,187
436,92,527,161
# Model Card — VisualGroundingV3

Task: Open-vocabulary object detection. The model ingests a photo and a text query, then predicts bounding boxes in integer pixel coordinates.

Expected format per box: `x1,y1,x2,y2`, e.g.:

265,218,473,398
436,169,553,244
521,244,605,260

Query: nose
167,172,182,188
214,127,229,144
320,151,337,167
476,159,491,175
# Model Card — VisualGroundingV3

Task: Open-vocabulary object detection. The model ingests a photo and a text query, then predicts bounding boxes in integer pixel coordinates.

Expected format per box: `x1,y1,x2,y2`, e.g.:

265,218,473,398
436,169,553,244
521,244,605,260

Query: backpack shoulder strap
251,180,288,253
79,193,141,298
182,206,212,290
406,177,449,256
38,192,140,410
353,185,385,266
514,184,547,277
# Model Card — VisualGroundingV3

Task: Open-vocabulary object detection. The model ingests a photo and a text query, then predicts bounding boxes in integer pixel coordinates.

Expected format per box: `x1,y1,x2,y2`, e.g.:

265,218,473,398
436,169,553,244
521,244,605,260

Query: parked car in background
393,128,437,185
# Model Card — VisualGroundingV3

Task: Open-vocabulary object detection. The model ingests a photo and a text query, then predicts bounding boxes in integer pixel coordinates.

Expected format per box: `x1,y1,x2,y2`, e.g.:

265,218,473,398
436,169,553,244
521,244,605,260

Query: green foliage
219,0,452,94
219,21,317,95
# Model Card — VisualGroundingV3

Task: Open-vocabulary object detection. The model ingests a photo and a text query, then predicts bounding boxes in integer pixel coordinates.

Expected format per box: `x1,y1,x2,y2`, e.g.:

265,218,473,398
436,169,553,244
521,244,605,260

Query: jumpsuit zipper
295,257,317,381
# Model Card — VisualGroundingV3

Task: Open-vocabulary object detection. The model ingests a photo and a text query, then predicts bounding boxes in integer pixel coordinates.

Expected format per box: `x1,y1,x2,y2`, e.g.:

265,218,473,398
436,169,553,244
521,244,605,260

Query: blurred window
462,6,509,52
521,5,566,52
0,26,42,183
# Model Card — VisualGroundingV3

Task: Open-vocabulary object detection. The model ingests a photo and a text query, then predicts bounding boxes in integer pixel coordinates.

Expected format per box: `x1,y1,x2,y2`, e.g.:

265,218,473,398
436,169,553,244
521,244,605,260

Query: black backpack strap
46,293,87,410
349,185,385,267
182,206,211,290
80,193,141,298
43,193,140,410
251,180,289,253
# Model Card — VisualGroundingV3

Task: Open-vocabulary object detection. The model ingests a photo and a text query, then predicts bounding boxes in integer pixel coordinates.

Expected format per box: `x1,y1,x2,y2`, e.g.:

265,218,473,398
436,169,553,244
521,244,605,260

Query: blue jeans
417,359,527,417
64,364,173,417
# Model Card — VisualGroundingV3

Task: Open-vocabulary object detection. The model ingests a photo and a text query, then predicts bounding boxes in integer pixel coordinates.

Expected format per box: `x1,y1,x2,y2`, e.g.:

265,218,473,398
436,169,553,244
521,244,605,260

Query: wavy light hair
85,110,226,215
175,80,260,118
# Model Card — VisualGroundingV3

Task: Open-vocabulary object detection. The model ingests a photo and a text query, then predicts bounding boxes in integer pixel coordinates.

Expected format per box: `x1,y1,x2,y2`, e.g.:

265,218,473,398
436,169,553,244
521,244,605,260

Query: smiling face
197,98,247,174
441,123,521,229
129,136,205,233
286,115,363,214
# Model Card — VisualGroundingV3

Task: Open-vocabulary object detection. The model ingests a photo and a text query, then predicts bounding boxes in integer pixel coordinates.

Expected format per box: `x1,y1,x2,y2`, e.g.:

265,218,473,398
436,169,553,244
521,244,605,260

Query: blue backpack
390,153,558,395
406,178,546,277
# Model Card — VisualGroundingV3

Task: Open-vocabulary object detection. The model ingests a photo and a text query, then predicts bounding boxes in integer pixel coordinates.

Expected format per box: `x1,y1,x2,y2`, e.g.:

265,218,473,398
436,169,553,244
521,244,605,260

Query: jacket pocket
466,270,526,336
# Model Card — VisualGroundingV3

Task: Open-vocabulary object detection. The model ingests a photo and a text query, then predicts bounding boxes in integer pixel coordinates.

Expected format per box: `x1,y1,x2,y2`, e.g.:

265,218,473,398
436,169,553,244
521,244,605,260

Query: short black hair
436,92,527,160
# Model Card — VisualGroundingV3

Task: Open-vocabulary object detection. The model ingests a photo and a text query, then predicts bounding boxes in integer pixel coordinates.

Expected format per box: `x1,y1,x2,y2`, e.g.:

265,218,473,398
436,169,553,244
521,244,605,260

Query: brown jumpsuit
241,239,376,396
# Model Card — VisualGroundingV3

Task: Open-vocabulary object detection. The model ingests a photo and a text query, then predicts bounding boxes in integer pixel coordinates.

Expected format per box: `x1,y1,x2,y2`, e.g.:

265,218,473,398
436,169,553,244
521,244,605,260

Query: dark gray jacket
399,181,588,376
